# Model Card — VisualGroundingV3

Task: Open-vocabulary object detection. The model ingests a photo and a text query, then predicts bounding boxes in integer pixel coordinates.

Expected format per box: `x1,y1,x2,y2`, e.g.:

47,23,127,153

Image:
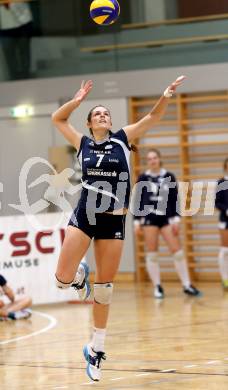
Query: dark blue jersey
215,177,228,222
133,169,180,220
76,129,131,212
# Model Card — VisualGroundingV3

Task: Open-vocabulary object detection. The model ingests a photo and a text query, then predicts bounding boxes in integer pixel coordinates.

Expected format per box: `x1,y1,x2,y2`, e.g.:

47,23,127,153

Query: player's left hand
164,75,186,97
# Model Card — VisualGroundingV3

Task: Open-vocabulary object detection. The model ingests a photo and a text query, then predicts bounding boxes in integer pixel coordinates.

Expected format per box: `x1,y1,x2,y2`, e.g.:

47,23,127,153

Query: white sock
173,250,191,288
218,247,228,281
146,252,160,286
91,327,106,352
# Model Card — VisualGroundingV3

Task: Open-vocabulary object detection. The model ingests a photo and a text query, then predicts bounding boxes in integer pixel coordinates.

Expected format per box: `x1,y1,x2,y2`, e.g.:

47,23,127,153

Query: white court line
184,365,198,368
0,310,57,345
161,369,176,373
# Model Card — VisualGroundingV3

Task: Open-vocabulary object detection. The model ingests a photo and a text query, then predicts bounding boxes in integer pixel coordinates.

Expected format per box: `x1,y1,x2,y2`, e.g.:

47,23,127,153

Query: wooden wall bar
130,91,228,281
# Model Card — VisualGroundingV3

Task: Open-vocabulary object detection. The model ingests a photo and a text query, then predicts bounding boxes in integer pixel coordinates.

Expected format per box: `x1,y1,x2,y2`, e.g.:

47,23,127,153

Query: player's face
88,106,112,134
147,152,161,170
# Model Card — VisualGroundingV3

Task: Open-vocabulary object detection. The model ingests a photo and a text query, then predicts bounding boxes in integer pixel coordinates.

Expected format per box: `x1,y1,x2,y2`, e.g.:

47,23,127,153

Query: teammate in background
215,158,228,289
0,1,33,80
52,76,186,381
133,149,201,299
0,274,32,320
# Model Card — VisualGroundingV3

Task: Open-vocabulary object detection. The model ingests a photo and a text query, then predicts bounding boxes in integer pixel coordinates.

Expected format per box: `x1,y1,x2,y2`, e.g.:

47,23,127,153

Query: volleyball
90,0,120,25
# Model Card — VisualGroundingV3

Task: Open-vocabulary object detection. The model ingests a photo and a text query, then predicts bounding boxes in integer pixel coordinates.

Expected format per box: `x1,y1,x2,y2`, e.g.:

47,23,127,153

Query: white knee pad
146,252,158,264
55,275,72,289
173,249,184,261
94,282,114,305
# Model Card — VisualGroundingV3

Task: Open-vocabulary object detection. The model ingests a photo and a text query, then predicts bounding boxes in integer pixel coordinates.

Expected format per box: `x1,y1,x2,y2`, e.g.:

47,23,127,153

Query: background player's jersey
215,177,228,222
77,129,131,212
133,169,180,221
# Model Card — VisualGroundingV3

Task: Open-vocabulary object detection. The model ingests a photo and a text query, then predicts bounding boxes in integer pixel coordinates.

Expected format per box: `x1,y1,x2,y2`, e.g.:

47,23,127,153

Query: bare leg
143,226,160,252
160,224,181,253
5,296,31,313
93,239,123,329
55,226,91,283
82,239,124,381
218,229,228,284
0,296,32,317
220,229,228,246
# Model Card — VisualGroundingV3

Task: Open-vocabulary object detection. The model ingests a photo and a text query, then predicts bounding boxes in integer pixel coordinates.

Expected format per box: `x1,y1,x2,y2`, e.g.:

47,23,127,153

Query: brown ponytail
131,144,137,152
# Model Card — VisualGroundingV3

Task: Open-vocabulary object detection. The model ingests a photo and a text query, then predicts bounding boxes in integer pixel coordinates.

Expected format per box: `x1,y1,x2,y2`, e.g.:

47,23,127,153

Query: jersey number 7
96,154,105,167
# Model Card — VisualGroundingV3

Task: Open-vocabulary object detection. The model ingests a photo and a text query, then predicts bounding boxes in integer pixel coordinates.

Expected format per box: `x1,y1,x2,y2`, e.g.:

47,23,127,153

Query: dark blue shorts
141,214,169,229
68,207,126,240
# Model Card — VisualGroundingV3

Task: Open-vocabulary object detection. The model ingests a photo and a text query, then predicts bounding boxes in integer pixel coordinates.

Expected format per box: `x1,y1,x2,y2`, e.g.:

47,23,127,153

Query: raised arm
123,76,186,143
52,80,93,150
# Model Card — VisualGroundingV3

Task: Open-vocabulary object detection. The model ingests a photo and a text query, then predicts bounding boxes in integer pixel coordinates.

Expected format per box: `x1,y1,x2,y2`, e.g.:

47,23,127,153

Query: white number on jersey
96,154,105,167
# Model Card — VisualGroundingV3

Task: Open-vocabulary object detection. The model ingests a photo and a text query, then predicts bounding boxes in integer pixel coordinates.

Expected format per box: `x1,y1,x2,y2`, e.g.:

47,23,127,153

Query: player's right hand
73,80,93,104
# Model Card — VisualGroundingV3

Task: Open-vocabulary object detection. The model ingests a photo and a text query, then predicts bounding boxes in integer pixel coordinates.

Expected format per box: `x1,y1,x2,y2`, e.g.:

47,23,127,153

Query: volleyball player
133,149,201,299
215,158,228,289
0,274,32,320
52,76,186,381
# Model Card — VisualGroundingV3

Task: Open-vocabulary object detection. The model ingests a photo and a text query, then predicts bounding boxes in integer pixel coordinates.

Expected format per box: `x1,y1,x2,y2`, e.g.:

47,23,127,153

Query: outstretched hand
73,80,93,104
164,75,186,97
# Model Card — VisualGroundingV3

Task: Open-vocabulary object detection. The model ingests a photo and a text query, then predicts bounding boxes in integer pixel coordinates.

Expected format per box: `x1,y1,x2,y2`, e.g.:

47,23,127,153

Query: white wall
1,62,228,274
0,62,228,107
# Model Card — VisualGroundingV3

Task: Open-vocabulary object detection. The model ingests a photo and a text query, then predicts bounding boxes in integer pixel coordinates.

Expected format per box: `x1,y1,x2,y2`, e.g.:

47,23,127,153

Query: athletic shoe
183,285,202,297
154,285,164,299
71,261,91,301
7,309,32,320
83,344,106,381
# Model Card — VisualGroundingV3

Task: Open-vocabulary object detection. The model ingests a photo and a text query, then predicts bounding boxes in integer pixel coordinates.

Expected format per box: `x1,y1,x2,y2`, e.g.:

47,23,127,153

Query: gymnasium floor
0,282,228,389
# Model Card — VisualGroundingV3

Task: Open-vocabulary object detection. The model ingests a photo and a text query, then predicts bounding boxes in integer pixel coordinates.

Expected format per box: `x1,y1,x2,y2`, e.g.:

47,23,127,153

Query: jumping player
52,76,186,381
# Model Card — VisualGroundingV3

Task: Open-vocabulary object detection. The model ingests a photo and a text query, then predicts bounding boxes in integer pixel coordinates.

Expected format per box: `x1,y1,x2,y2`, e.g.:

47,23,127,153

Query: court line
0,310,57,345
79,359,228,386
106,358,228,385
161,369,176,373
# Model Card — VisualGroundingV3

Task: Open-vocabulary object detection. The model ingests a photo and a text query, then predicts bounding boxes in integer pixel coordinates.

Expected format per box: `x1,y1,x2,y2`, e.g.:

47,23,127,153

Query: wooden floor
1,282,228,389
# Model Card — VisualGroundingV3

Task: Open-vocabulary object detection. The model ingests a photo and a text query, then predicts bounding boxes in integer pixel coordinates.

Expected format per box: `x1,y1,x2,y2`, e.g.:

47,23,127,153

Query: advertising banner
0,212,83,304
